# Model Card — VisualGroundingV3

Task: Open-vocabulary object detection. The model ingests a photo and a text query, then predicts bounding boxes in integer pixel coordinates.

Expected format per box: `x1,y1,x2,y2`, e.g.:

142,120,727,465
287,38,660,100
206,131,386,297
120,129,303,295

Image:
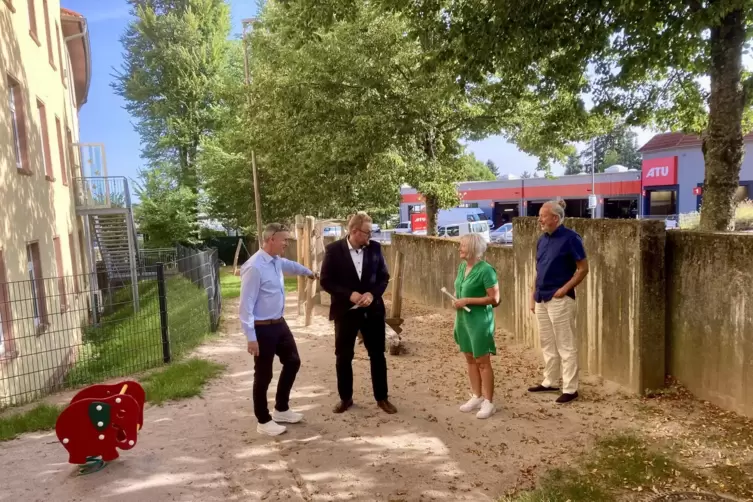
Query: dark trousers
252,321,301,424
335,310,388,402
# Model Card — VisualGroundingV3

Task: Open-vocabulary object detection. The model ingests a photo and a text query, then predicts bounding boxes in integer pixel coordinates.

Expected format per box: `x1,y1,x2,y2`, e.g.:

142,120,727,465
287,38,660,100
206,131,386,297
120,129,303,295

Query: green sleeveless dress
453,260,498,358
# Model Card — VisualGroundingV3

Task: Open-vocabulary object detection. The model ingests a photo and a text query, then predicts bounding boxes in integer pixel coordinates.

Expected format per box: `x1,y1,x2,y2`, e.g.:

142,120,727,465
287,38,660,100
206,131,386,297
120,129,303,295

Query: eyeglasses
357,227,372,237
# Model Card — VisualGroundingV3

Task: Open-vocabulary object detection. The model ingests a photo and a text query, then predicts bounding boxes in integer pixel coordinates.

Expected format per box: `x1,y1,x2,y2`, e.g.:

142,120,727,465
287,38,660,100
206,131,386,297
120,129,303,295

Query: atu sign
642,156,678,187
410,212,428,232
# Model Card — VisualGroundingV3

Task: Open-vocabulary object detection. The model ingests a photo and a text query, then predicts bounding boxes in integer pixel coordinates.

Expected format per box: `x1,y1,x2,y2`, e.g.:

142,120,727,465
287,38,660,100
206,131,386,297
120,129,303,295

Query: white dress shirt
347,237,364,280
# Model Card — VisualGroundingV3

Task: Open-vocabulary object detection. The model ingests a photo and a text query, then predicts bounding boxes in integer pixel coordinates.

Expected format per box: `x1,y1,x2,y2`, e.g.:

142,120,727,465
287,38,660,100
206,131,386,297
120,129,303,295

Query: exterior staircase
74,175,140,317
91,213,137,283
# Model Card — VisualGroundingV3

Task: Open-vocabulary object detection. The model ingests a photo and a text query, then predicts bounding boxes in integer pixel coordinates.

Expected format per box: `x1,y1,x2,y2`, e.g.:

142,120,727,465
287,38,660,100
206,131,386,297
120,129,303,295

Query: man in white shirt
239,223,317,436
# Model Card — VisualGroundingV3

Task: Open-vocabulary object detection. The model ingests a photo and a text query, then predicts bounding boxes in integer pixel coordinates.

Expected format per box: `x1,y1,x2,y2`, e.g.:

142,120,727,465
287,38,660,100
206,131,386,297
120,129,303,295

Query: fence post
156,262,171,363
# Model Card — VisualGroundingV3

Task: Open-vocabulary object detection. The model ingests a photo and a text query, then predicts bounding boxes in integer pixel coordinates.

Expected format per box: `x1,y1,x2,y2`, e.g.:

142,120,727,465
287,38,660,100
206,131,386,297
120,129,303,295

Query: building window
37,98,53,180
0,250,14,359
66,126,77,178
53,237,67,311
27,0,39,45
8,75,30,173
26,242,48,328
68,232,80,294
55,116,67,185
42,0,54,69
56,22,65,85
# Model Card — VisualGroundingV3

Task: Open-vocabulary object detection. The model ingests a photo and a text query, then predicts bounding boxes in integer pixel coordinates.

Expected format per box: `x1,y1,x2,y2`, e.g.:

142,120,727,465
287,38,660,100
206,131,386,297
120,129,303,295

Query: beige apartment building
0,0,92,406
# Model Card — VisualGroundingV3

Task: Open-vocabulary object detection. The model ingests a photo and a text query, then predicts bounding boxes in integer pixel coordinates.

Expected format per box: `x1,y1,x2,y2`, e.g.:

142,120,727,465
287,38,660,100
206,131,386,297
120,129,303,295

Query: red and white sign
693,186,703,196
410,212,427,232
642,156,678,187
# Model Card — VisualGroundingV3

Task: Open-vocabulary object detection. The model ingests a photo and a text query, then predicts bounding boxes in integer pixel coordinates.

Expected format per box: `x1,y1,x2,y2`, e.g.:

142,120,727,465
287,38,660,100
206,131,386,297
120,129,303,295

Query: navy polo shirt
534,225,587,303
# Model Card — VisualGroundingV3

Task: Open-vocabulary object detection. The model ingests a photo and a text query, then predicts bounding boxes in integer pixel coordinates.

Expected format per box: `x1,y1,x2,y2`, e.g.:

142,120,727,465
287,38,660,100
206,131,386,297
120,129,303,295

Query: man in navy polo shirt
528,200,589,403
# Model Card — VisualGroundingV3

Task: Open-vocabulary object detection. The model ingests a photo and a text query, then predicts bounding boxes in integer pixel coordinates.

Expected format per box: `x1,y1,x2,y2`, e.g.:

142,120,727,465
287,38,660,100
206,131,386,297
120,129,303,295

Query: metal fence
0,248,222,410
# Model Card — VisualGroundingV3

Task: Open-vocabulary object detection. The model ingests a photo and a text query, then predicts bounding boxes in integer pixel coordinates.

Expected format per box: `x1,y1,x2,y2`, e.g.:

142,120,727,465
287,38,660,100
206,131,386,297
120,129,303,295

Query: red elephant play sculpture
55,381,146,469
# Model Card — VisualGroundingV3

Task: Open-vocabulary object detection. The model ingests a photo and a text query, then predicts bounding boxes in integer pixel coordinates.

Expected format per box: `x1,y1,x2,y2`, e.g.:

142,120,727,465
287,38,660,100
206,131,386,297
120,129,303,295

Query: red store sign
410,212,428,232
642,156,678,187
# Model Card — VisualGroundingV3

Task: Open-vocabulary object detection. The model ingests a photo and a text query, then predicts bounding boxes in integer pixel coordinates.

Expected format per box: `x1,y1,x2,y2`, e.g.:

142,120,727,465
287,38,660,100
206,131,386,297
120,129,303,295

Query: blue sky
65,0,657,184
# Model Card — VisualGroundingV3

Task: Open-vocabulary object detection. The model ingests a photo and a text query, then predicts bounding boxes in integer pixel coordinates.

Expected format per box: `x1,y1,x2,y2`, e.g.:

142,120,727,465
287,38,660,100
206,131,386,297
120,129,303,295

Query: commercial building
0,1,92,404
400,133,753,228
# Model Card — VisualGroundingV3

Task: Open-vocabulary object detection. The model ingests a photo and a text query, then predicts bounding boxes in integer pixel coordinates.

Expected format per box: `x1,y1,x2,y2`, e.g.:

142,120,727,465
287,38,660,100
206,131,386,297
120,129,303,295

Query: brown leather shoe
377,399,397,414
333,399,353,414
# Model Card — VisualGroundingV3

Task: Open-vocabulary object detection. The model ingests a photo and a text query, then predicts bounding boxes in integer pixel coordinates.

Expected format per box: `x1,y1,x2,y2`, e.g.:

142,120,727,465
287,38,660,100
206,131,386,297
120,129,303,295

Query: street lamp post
242,18,263,248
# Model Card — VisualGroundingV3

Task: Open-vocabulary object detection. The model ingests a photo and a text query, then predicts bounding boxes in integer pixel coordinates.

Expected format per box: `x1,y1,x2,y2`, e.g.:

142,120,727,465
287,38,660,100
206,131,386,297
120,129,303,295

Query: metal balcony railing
74,176,132,210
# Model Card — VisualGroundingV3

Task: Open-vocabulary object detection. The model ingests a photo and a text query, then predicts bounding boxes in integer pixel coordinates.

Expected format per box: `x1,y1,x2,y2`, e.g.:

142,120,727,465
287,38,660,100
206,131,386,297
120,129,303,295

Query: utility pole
591,137,597,219
243,18,263,248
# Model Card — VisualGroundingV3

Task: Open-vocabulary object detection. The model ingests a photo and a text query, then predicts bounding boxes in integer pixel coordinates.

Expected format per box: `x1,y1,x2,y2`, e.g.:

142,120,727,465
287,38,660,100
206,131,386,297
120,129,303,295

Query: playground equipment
55,380,146,475
294,214,406,355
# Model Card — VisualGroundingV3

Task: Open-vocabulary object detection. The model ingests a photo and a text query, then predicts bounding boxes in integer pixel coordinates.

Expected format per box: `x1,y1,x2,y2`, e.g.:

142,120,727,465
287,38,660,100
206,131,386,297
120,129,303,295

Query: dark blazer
320,237,390,321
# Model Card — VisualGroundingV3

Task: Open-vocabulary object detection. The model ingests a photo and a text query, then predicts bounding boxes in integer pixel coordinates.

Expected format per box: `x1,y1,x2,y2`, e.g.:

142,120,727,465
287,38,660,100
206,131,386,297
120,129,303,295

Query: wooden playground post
386,249,405,355
232,238,243,276
304,216,316,326
295,215,305,315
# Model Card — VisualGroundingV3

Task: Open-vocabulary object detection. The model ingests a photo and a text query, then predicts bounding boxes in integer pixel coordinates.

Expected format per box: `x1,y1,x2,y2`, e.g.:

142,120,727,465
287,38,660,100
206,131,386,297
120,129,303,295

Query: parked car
437,221,491,243
490,223,513,244
322,226,343,238
394,222,412,233
371,223,381,233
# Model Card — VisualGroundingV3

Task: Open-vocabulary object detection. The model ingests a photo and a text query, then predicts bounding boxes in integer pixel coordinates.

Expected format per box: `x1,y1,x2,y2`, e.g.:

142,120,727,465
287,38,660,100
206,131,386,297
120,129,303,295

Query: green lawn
65,275,215,387
220,266,299,300
0,358,225,442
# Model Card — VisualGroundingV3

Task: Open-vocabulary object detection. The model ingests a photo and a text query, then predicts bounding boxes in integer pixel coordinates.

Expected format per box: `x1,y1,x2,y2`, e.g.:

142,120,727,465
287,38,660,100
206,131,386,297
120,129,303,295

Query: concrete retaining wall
390,234,516,335
392,218,667,395
666,231,753,416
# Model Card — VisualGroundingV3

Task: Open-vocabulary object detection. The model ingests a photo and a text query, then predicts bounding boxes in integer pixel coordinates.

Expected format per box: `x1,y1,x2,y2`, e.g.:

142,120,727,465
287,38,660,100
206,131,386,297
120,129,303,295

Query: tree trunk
425,194,439,236
700,7,746,231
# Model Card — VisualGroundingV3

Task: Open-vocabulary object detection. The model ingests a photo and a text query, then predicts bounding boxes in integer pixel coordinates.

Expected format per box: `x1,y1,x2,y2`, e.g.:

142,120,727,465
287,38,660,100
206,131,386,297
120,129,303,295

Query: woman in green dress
451,232,500,419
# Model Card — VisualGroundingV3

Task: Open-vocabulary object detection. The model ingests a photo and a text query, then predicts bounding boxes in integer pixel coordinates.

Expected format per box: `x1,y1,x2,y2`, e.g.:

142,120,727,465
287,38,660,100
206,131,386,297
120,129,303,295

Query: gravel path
0,294,640,501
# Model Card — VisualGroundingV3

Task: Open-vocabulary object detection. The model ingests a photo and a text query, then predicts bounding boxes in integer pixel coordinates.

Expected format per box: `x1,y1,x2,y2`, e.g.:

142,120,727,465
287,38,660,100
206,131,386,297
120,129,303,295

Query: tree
485,159,500,178
244,1,512,235
580,126,642,173
113,0,231,192
521,171,533,179
564,152,583,175
133,165,200,247
243,0,602,235
383,0,753,230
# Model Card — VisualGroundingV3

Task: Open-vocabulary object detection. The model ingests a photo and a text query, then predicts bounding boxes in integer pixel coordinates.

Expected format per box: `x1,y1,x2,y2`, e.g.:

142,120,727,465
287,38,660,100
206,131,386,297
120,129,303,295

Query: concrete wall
392,218,667,395
512,218,666,394
666,231,753,416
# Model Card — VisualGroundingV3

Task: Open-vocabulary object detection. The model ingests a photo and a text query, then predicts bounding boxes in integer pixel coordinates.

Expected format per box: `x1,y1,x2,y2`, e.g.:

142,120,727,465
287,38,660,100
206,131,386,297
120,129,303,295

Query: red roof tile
639,131,753,153
60,7,83,18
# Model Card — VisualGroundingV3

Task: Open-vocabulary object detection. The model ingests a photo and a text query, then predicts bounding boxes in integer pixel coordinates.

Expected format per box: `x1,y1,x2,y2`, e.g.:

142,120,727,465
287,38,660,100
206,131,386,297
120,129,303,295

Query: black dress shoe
333,399,353,414
528,384,560,393
555,392,579,404
377,399,397,414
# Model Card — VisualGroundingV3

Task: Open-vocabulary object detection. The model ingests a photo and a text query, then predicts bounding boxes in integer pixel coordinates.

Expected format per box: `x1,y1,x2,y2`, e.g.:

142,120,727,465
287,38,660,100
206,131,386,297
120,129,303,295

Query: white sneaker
272,409,303,424
257,420,286,436
476,399,496,419
459,395,485,413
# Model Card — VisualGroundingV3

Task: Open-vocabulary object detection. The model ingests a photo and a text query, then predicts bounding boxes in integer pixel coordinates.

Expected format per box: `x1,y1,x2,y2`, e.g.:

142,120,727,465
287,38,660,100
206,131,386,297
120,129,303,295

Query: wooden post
295,215,305,315
232,238,243,276
304,216,316,326
386,250,405,355
389,250,404,319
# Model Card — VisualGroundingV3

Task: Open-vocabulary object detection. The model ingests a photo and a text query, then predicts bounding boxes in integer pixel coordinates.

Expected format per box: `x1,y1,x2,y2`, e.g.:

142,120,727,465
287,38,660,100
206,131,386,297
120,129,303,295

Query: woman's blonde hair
460,232,487,260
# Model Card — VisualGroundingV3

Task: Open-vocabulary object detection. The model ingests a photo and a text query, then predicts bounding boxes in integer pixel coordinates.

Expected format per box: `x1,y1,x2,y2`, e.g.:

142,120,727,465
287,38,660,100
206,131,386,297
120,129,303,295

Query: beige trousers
535,296,579,394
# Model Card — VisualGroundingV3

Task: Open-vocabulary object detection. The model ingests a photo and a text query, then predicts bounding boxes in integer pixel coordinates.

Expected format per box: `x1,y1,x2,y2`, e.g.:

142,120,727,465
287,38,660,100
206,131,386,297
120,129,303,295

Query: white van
437,207,487,226
437,221,491,242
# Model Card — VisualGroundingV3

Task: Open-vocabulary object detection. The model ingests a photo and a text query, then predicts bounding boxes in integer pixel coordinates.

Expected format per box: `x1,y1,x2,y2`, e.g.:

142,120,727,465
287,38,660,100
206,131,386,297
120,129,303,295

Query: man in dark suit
320,211,397,415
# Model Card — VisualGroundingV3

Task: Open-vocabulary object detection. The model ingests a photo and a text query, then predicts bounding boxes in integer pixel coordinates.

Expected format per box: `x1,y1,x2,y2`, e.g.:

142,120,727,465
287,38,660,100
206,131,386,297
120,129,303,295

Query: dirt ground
0,294,751,502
